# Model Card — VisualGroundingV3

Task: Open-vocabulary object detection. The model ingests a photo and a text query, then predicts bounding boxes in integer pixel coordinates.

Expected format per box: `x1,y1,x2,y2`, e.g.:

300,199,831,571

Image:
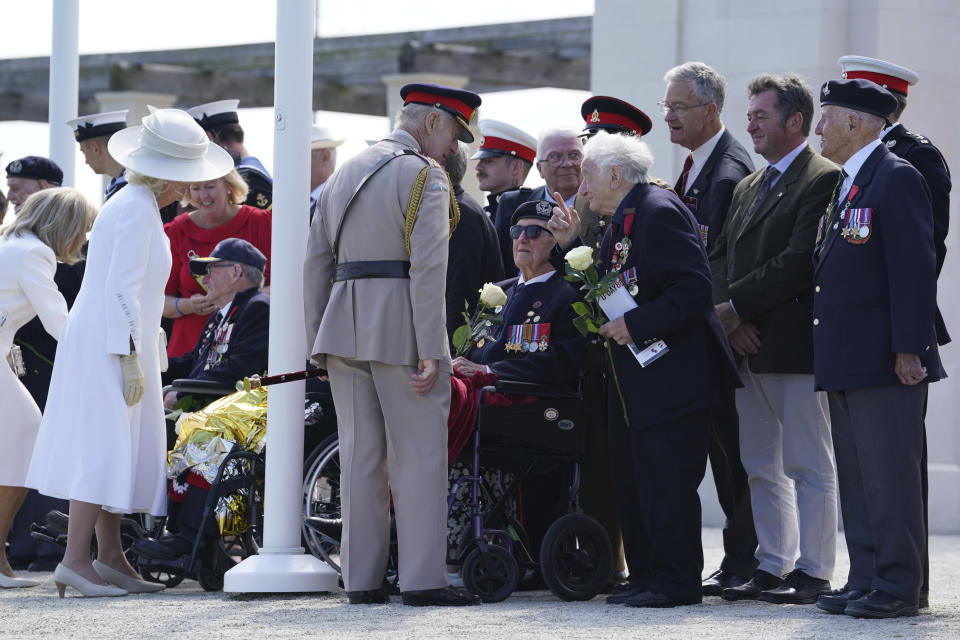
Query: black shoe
623,590,701,608
606,584,650,605
600,570,630,594
919,590,929,609
132,533,195,560
26,555,61,572
346,588,390,604
401,586,480,606
816,585,870,614
844,589,918,619
721,570,783,601
45,510,70,535
702,569,748,596
758,569,830,604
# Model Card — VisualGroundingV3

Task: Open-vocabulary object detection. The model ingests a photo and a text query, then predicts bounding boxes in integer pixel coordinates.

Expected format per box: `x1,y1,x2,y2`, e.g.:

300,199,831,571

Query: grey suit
303,129,452,592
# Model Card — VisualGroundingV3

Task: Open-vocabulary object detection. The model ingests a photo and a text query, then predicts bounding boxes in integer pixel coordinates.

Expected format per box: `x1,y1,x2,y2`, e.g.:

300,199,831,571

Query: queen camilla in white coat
0,188,95,589
25,108,234,598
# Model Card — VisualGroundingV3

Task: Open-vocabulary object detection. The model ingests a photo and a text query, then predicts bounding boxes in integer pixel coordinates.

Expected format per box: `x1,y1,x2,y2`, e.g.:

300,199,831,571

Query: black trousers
708,387,758,577
828,384,925,604
608,395,710,598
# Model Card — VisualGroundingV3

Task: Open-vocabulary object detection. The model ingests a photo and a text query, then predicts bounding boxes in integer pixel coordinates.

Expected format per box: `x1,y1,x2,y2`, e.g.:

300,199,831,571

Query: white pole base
223,549,339,593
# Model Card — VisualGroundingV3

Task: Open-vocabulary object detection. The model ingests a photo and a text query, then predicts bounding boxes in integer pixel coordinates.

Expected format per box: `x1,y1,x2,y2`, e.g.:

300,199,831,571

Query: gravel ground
2,528,958,639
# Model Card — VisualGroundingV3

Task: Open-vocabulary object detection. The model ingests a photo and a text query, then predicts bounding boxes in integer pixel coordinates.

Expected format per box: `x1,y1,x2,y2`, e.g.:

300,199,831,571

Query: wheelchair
301,376,612,602
32,375,337,592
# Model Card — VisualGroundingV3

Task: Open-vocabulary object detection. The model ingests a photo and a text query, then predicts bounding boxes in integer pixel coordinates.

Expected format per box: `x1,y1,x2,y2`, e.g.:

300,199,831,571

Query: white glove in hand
120,353,145,407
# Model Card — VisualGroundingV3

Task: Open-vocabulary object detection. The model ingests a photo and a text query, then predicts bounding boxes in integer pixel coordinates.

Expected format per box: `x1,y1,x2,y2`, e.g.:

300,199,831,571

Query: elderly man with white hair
551,131,740,608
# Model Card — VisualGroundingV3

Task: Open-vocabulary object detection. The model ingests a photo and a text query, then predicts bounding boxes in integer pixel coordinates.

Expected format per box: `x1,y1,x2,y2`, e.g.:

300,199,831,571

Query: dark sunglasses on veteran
509,224,555,240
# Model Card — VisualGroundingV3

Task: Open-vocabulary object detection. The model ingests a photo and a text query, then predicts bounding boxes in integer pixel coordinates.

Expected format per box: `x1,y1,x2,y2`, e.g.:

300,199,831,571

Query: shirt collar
517,269,556,286
689,126,726,172
216,300,233,326
770,141,807,175
843,138,882,183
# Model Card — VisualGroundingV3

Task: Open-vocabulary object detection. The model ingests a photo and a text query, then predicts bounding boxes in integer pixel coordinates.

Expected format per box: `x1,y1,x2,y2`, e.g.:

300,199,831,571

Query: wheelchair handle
238,367,328,391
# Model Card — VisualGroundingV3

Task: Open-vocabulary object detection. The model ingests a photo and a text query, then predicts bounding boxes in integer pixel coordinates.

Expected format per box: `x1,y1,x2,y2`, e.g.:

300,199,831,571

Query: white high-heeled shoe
0,572,40,589
53,563,127,598
92,560,165,593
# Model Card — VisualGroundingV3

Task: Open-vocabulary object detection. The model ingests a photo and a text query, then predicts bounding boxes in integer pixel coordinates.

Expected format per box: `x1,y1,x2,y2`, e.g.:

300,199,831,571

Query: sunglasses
509,224,554,240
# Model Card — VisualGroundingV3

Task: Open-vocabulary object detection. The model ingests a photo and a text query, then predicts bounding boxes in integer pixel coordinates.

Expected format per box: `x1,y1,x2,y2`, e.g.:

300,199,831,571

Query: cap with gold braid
400,82,482,143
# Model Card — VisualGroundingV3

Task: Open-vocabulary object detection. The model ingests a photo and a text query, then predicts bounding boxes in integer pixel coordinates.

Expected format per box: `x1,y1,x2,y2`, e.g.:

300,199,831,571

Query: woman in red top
163,169,271,356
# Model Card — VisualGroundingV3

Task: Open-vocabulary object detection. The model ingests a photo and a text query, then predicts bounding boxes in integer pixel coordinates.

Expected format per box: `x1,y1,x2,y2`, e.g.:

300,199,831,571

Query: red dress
164,205,272,356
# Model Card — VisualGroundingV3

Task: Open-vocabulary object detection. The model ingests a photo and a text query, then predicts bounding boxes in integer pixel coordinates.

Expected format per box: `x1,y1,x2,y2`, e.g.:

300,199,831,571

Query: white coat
0,232,68,486
26,184,172,515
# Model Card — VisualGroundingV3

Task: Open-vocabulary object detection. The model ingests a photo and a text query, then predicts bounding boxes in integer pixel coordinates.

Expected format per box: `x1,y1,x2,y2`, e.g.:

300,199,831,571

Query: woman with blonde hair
0,187,95,588
25,108,234,598
163,168,272,357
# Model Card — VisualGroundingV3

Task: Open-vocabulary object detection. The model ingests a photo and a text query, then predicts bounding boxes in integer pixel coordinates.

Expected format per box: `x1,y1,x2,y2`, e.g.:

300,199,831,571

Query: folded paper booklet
597,277,670,368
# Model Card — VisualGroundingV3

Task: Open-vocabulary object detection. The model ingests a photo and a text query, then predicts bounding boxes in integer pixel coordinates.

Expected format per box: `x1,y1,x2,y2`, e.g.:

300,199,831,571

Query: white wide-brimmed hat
108,108,235,182
310,125,345,150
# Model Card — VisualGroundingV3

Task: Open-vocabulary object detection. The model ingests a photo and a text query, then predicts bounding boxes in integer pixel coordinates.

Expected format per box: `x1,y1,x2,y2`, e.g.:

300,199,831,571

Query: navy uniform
67,109,129,202
814,79,944,618
599,175,740,606
472,119,537,219
446,183,504,344
187,99,273,211
838,55,952,607
469,201,586,385
472,120,538,274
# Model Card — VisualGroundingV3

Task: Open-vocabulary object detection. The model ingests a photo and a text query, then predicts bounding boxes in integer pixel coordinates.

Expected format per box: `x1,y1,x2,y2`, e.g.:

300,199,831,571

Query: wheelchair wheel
539,513,611,601
462,544,519,603
138,565,185,588
302,435,342,572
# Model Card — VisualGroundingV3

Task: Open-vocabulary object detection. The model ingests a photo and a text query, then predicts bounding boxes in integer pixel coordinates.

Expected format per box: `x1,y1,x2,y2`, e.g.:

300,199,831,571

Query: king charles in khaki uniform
303,83,481,607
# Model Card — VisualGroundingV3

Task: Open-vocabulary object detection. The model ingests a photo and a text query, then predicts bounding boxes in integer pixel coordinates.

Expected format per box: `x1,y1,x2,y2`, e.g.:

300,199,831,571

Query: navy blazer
447,185,506,342
470,271,585,386
165,286,270,388
813,144,944,391
601,182,740,429
676,129,754,251
883,122,952,345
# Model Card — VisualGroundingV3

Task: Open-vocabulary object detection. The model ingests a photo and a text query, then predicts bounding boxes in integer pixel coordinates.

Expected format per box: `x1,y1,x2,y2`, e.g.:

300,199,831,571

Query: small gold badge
590,109,600,123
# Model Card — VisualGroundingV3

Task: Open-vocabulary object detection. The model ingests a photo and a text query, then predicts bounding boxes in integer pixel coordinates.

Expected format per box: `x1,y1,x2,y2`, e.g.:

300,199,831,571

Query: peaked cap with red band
581,95,653,138
838,55,919,96
400,82,482,143
471,119,537,164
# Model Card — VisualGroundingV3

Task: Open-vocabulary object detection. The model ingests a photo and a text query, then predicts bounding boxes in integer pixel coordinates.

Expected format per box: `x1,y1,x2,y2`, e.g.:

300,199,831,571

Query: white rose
478,283,507,308
565,245,594,271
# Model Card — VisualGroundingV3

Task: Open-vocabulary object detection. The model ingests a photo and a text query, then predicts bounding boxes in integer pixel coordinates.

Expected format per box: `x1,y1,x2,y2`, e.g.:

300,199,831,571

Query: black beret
5,156,63,184
511,199,555,226
819,78,898,120
581,95,653,138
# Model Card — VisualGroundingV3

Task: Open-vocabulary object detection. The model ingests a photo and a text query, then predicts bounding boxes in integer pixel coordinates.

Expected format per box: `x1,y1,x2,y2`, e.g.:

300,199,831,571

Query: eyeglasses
206,262,237,272
539,151,583,167
657,100,709,115
509,224,554,240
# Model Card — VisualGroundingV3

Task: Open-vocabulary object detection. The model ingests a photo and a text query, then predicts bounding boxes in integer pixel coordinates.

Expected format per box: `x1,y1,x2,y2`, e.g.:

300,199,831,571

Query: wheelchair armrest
170,378,236,397
491,378,579,396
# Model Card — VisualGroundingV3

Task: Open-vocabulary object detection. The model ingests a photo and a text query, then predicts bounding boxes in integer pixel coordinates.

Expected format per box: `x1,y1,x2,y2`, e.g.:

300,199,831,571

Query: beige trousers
326,355,450,592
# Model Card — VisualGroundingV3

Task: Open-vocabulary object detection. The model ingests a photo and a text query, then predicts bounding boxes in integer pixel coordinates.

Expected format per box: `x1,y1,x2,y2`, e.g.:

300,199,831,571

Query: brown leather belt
333,260,410,282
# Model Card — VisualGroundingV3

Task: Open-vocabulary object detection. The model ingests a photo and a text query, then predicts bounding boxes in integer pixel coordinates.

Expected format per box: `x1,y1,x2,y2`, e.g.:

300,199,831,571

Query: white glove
119,353,145,407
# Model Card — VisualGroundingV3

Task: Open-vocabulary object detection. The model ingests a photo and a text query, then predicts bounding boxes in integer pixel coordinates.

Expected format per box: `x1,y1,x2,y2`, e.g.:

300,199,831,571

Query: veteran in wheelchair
303,198,612,602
